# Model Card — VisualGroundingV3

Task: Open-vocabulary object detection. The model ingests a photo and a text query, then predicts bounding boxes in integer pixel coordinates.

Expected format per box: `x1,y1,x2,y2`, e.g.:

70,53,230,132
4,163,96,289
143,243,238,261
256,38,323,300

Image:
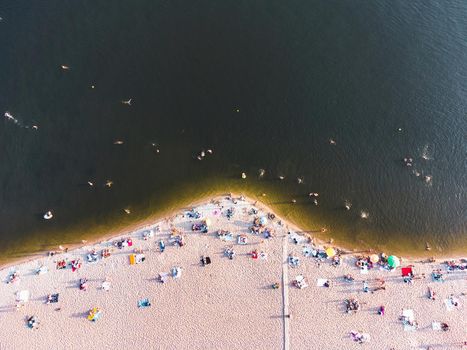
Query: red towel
401,267,413,277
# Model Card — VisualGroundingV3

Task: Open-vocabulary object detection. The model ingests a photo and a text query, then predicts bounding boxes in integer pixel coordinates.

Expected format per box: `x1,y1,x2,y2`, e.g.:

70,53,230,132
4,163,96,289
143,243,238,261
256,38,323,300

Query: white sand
0,196,465,350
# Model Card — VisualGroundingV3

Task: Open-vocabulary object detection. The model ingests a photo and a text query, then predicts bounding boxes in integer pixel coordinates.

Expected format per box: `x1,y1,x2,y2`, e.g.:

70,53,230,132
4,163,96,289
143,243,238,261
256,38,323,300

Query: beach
0,195,465,350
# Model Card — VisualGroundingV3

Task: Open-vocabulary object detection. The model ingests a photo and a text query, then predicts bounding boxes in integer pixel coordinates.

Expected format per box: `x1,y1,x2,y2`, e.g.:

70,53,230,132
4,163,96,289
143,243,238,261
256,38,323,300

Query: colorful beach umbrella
369,254,380,263
388,255,400,268
204,218,211,226
325,247,336,258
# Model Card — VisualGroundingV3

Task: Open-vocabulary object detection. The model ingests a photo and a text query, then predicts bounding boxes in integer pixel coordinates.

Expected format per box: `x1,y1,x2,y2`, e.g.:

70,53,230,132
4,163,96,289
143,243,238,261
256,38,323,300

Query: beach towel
402,309,414,319
47,293,59,303
237,235,247,245
218,231,234,241
129,254,136,265
71,260,81,272
159,272,169,283
444,299,454,311
88,307,102,321
360,266,369,274
102,281,111,291
288,256,300,267
16,290,30,303
402,309,416,331
432,322,442,331
317,279,327,287
135,254,145,264
138,298,151,308
172,267,182,278
37,266,48,275
295,275,308,289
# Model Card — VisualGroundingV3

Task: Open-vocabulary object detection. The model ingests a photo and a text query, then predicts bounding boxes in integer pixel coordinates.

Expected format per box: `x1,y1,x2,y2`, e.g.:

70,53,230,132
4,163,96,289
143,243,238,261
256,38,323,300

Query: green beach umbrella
387,255,400,268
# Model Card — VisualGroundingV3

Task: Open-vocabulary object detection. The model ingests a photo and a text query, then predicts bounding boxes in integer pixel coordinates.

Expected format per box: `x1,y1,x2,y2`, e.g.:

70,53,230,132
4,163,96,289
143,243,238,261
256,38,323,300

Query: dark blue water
0,0,466,262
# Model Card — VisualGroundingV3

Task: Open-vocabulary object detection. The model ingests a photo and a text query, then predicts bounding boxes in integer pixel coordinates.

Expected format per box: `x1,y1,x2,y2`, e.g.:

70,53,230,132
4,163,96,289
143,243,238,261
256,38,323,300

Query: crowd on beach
1,195,466,349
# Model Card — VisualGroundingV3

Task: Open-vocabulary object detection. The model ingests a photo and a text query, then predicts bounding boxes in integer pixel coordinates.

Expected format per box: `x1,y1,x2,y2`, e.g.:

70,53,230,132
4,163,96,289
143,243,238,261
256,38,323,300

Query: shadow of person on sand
70,311,89,319
0,304,17,313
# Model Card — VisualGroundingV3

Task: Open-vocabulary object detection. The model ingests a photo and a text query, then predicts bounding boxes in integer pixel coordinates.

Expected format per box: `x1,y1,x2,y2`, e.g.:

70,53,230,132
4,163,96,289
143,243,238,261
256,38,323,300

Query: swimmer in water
124,208,131,214
403,156,413,167
278,175,285,180
87,181,94,187
150,143,160,153
344,201,351,210
241,172,247,179
329,139,336,145
360,211,369,219
424,175,432,183
297,177,303,184
121,98,132,106
4,111,14,120
61,65,70,70
259,169,265,178
114,140,124,145
43,211,53,220
105,180,113,188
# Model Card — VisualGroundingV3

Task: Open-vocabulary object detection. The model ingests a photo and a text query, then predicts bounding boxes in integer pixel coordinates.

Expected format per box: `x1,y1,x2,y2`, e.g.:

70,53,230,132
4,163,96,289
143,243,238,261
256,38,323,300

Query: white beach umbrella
16,290,30,303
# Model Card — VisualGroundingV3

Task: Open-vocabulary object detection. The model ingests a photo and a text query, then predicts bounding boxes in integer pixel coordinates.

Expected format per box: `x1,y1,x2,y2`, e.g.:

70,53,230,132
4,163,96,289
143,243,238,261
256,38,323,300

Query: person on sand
344,274,354,282
378,306,385,316
374,278,386,292
363,281,369,293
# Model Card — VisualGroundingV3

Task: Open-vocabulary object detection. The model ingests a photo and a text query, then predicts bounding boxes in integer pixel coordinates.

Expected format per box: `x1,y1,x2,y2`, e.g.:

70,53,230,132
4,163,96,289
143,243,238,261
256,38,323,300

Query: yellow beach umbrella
204,218,211,226
370,254,380,263
325,247,336,258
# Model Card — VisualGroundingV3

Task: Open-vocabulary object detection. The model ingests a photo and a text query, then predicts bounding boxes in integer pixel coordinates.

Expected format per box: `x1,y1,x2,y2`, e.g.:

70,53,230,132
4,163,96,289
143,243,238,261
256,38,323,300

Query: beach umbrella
204,218,211,226
88,307,102,322
325,247,336,258
259,216,268,226
369,254,380,263
388,255,400,268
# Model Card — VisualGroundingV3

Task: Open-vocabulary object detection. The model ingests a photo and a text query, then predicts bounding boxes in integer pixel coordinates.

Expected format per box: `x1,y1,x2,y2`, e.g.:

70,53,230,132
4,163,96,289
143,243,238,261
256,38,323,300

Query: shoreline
0,194,465,349
1,193,464,272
